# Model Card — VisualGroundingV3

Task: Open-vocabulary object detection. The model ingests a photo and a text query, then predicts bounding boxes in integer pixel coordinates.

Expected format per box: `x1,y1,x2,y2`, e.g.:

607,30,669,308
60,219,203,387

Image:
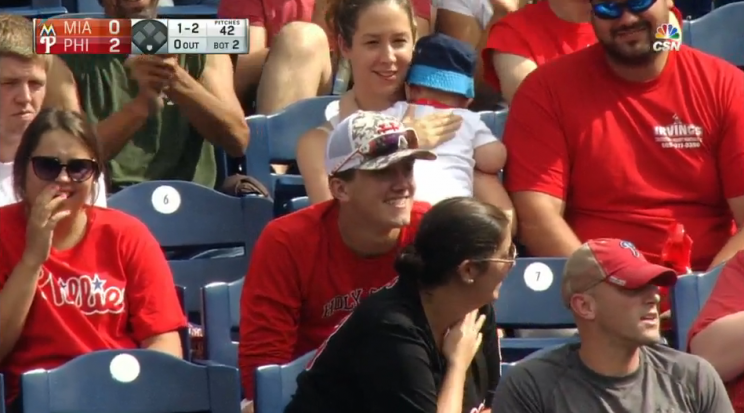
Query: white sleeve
471,117,499,148
381,101,408,119
93,174,108,207
435,0,478,18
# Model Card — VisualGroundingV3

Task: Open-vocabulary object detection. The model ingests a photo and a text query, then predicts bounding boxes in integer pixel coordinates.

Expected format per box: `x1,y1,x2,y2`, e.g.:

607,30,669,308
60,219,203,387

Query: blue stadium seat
682,2,744,66
1,6,67,17
20,350,241,413
479,109,508,138
48,11,102,17
670,265,724,351
255,351,316,413
244,96,340,200
202,279,242,368
278,196,310,216
495,258,578,361
500,362,515,377
0,375,5,413
175,285,192,360
107,181,274,316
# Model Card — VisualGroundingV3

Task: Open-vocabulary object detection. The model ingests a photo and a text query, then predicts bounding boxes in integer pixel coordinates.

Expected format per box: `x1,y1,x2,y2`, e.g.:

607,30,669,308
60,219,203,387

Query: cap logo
619,240,640,258
377,122,401,134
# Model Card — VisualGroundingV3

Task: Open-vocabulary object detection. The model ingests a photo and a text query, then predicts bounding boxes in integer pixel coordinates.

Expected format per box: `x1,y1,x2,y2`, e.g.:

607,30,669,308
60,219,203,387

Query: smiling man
0,14,107,206
492,239,734,412
238,111,433,411
502,0,744,271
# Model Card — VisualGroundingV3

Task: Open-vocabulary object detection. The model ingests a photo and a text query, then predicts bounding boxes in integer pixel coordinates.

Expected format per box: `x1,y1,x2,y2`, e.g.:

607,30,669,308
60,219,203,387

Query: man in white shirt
0,14,106,206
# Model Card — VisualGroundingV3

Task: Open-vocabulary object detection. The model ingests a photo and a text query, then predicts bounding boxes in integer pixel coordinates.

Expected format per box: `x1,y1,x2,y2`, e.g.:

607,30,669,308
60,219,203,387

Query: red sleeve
0,204,25,290
481,21,534,92
122,216,187,343
411,0,431,21
217,0,265,26
716,64,744,199
503,69,568,199
687,251,744,346
239,222,301,399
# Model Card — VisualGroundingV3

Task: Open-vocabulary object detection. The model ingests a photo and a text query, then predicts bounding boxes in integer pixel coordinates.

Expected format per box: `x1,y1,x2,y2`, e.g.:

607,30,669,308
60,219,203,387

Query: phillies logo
38,271,126,315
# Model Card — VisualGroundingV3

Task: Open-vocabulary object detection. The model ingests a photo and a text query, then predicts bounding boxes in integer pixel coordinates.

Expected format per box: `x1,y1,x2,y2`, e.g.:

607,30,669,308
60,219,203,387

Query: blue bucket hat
406,33,476,99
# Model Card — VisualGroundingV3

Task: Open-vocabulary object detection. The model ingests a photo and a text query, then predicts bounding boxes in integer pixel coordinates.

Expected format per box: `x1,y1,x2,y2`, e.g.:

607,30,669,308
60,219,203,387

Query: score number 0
109,20,121,53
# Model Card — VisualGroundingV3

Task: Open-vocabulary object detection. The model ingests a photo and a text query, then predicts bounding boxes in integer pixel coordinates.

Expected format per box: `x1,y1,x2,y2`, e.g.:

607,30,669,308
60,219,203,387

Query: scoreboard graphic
33,18,249,55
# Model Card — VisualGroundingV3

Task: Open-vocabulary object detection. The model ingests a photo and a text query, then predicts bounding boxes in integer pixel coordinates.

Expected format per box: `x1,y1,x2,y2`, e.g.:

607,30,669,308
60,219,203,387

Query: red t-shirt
481,1,596,92
688,251,744,412
0,204,187,402
238,200,428,398
503,44,744,270
218,0,431,46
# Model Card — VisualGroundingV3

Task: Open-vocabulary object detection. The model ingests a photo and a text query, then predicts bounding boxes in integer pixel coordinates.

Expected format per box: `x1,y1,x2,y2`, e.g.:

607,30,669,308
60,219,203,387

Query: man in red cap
491,238,734,412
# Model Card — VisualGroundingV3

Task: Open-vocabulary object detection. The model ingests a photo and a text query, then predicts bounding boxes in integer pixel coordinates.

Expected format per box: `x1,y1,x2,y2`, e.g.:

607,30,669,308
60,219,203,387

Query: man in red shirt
239,111,434,409
503,0,744,269
481,0,682,104
219,0,432,114
688,252,744,412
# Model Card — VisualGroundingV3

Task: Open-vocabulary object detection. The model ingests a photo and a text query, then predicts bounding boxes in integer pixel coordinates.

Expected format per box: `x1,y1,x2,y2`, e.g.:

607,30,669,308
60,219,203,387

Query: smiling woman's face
341,1,414,99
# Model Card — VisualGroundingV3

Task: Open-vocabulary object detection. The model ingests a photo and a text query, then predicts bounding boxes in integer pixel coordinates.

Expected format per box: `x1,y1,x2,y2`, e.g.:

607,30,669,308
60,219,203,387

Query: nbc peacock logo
652,23,681,52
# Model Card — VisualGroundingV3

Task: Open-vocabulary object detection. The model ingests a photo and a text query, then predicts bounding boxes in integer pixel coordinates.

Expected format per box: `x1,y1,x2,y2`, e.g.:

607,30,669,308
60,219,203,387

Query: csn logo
652,23,681,52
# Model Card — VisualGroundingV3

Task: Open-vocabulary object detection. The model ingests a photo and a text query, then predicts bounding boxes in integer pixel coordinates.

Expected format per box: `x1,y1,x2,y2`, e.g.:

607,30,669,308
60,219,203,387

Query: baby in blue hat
381,33,507,205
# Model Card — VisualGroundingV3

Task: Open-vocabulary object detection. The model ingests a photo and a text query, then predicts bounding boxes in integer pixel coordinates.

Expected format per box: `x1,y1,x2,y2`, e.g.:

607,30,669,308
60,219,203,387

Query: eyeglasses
331,132,410,175
591,0,656,19
31,156,99,183
475,244,518,267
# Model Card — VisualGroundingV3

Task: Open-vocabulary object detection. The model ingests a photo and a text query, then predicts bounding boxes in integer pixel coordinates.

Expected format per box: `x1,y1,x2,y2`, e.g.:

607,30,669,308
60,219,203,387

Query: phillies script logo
37,270,126,315
38,24,57,54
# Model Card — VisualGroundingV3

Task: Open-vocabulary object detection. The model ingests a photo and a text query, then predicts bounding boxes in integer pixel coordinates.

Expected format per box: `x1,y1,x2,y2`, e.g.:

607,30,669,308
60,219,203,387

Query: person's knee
271,22,330,60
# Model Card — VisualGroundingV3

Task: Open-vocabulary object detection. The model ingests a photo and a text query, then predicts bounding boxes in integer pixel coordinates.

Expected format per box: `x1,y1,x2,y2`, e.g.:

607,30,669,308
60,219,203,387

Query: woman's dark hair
394,197,511,289
326,0,417,47
13,108,104,201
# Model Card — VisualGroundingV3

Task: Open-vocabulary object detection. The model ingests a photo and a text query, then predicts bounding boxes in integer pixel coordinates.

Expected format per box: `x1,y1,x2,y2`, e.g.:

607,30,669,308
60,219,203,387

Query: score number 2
109,20,121,53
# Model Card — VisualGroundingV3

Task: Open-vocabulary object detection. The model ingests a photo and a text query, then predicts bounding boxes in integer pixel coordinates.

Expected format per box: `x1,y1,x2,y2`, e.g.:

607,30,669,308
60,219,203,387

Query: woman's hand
22,185,71,268
402,104,462,149
442,310,487,369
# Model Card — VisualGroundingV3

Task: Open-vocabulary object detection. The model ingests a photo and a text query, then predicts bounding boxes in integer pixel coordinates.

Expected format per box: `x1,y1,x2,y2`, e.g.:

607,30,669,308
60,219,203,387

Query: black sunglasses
31,156,99,183
592,0,656,19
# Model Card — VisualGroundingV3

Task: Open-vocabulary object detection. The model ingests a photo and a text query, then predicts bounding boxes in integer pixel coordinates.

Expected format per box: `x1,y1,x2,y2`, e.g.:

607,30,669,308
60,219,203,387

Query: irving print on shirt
37,270,126,315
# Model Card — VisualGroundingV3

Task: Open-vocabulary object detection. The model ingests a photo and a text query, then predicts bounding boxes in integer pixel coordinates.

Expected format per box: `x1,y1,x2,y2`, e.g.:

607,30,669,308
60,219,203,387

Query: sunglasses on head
31,156,99,183
332,132,410,174
592,0,656,19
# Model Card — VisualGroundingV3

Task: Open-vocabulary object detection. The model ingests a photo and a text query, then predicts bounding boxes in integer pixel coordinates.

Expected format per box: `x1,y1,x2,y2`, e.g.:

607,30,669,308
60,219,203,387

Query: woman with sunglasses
286,197,515,413
0,109,186,408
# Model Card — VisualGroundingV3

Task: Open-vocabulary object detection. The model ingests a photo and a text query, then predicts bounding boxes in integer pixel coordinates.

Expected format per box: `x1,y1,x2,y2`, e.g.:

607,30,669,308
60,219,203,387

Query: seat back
670,264,723,350
48,11,102,17
202,279,243,368
279,196,310,216
108,181,273,313
20,350,241,413
175,285,192,359
244,96,339,192
495,257,574,328
2,6,67,16
255,351,316,413
478,109,508,138
684,2,744,66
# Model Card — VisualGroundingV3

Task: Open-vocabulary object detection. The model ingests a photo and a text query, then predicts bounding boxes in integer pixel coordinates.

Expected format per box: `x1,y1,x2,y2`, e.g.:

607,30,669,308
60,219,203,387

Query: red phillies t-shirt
688,251,744,412
481,1,596,92
218,0,431,46
504,44,744,270
238,200,428,398
0,204,187,402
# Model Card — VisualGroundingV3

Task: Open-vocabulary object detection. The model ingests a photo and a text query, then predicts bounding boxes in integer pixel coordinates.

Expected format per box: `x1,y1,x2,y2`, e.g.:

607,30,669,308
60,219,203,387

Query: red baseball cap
563,238,678,291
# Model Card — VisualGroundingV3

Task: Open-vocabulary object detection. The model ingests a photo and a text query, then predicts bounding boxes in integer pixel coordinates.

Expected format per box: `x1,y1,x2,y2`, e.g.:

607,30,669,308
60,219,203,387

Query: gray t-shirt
492,343,733,413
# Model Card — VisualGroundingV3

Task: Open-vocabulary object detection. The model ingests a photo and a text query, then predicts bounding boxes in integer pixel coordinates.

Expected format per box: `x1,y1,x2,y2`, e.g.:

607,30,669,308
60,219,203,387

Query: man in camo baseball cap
325,111,437,175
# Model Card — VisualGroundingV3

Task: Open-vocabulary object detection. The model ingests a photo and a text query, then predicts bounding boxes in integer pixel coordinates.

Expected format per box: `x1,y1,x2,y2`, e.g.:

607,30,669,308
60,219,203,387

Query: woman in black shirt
285,197,515,413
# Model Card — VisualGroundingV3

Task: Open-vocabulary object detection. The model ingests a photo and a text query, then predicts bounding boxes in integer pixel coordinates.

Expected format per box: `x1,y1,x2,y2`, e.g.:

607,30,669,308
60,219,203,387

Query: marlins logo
38,23,58,54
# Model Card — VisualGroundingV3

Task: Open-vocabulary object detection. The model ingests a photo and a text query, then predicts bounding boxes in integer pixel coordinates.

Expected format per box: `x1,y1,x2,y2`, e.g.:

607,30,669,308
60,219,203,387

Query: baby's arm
473,118,507,174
